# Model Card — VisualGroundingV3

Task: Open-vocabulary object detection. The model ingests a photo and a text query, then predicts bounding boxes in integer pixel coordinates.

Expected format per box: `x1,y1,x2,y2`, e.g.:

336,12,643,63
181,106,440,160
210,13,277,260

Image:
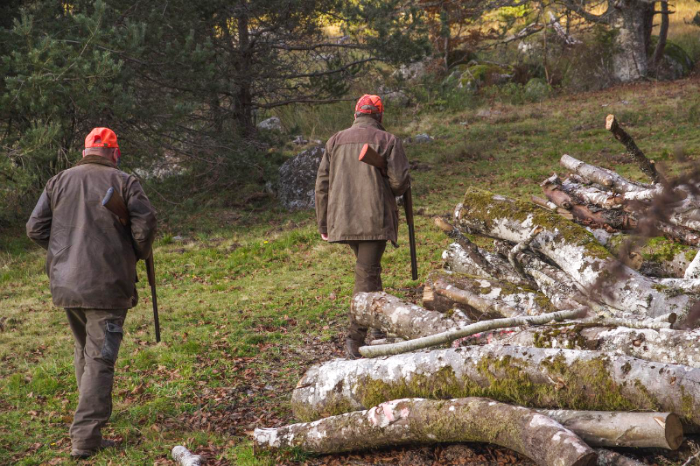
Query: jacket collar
352,115,385,131
75,155,117,169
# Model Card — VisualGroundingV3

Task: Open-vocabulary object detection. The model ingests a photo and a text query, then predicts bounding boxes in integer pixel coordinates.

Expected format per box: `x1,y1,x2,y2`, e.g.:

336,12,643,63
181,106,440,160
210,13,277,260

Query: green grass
3,76,700,464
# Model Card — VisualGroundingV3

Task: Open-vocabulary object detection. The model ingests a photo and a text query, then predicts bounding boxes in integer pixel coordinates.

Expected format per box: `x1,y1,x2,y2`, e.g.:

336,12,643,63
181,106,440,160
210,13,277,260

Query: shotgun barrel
359,144,418,280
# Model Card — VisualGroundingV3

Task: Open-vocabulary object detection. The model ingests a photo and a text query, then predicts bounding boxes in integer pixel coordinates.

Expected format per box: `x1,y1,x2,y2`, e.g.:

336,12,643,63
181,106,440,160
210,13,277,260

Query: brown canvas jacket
26,155,157,309
315,115,410,244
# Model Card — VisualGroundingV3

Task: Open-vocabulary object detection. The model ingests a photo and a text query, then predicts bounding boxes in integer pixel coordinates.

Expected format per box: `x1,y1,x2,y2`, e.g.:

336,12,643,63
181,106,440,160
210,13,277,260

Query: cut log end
664,413,684,450
605,114,617,131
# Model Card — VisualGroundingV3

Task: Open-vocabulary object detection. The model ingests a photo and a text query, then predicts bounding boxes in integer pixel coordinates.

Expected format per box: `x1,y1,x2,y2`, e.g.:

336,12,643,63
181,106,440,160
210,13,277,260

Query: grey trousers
66,308,127,450
347,240,387,341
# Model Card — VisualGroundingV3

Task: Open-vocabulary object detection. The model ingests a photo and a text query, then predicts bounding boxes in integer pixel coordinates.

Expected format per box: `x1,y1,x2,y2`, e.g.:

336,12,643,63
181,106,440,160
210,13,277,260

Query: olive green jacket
315,116,410,244
26,156,157,309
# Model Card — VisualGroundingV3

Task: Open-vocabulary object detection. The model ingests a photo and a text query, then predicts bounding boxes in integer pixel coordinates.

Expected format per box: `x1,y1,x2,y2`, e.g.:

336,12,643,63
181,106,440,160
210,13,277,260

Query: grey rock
278,145,325,211
292,135,308,145
257,116,282,132
413,133,433,144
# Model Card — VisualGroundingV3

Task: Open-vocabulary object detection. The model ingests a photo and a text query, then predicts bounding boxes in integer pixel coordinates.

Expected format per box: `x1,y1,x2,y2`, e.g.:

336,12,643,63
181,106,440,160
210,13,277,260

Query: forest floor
3,77,700,465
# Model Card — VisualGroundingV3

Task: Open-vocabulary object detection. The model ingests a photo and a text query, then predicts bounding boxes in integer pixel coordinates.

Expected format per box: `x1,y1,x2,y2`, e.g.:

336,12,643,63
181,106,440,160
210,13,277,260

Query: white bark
455,188,696,326
685,250,700,279
256,398,596,466
460,326,700,369
359,309,585,358
350,291,471,340
292,345,700,426
560,154,650,193
536,410,683,449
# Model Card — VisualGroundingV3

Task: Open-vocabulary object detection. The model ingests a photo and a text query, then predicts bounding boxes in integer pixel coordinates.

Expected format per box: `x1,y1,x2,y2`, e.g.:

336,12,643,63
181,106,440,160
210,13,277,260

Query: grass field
3,76,700,465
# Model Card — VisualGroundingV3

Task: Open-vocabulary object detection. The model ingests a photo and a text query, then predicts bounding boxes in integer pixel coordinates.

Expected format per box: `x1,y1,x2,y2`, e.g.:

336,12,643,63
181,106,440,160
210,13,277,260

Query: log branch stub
606,115,663,184
256,397,597,466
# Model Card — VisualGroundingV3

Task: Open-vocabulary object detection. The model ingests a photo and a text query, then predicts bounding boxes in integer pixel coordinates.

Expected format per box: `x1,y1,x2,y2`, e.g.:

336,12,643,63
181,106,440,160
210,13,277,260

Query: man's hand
321,233,329,241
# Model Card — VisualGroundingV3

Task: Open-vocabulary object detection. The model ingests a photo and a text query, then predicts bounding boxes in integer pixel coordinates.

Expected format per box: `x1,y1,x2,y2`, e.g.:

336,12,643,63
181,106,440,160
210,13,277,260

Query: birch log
606,235,695,278
350,291,471,340
460,326,700,368
535,410,683,449
442,242,531,287
291,345,700,426
423,270,554,318
560,154,650,194
359,309,584,358
454,188,697,326
255,398,597,466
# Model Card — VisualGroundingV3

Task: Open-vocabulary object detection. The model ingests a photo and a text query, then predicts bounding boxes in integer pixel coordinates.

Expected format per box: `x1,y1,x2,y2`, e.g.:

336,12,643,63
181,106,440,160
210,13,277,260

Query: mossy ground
3,77,700,464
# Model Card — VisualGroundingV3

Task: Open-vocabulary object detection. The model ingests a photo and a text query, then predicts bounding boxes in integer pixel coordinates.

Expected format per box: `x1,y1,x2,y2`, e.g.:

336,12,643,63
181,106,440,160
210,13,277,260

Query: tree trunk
535,410,683,449
423,270,554,318
256,398,597,466
291,345,700,426
610,2,654,82
651,1,669,67
350,291,471,340
455,188,696,325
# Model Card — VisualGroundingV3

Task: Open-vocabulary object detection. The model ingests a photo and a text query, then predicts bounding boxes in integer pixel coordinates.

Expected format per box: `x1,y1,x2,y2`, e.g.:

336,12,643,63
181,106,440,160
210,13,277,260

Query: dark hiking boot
70,439,117,459
345,337,363,359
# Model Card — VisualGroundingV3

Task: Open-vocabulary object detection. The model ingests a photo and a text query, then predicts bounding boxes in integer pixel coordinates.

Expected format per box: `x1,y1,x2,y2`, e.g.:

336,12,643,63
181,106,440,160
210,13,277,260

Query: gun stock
358,144,418,280
102,187,161,342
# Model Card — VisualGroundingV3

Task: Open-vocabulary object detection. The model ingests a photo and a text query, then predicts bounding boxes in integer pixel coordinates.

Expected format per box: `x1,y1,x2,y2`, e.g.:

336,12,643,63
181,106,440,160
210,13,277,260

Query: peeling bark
535,410,683,449
359,309,584,358
442,242,531,287
292,345,700,426
460,326,700,369
350,291,471,341
424,270,553,318
455,188,697,326
256,397,597,466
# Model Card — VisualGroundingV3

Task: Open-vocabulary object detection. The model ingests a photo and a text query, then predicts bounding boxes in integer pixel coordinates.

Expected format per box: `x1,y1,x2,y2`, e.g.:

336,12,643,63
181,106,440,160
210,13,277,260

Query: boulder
278,146,325,211
257,116,282,132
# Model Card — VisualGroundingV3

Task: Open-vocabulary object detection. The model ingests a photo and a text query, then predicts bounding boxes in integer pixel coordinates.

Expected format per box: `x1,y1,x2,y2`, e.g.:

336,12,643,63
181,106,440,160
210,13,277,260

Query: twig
359,308,587,358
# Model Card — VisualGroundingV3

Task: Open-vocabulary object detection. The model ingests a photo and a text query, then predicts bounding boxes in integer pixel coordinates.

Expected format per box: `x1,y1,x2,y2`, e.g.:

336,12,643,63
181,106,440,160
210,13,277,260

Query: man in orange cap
27,127,157,458
315,95,410,358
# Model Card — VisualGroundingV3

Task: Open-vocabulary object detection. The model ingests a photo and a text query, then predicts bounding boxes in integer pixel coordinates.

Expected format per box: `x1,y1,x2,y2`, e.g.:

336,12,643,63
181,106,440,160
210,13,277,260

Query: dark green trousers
347,240,387,341
66,308,127,450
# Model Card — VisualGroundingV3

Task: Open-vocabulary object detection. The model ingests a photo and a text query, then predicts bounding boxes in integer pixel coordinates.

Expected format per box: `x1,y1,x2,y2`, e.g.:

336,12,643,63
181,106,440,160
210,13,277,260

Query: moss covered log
454,188,697,326
606,235,695,278
256,398,597,466
291,345,700,426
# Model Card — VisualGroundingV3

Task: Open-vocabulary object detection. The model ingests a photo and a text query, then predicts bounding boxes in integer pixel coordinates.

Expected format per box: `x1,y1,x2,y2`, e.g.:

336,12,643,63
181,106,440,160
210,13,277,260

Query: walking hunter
315,94,411,358
26,127,157,459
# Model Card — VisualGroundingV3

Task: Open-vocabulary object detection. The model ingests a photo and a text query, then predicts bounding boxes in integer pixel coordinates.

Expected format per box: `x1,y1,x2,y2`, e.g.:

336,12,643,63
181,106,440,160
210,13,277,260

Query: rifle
359,144,418,280
102,187,161,342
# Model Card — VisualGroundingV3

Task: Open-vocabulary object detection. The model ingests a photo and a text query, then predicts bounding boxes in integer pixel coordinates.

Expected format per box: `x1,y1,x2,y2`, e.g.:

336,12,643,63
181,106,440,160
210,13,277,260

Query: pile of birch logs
253,116,700,465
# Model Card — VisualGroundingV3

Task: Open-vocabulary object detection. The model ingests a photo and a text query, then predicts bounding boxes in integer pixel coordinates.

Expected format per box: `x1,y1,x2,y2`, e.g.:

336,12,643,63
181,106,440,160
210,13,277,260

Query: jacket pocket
101,322,124,363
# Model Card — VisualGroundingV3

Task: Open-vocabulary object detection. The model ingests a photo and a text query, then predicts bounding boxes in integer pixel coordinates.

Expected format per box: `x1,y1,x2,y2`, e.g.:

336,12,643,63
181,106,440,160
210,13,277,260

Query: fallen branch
292,344,700,426
433,217,499,278
560,154,650,194
536,409,683,449
350,291,471,340
358,308,585,358
606,114,663,183
255,398,596,466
